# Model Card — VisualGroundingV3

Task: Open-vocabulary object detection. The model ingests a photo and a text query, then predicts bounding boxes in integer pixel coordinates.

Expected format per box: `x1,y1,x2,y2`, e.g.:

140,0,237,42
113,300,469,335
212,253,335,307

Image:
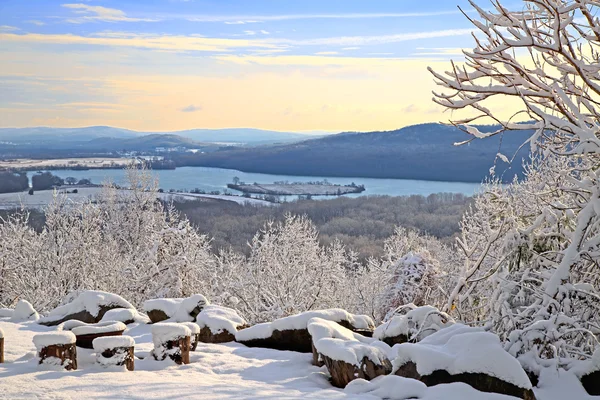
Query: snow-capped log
180,322,200,351
38,291,135,327
143,294,209,324
67,321,127,349
308,317,392,386
392,324,535,399
10,300,39,322
93,335,135,371
236,309,374,353
0,328,4,363
33,332,78,370
195,305,248,344
374,304,454,346
307,317,380,366
318,339,392,388
151,323,192,364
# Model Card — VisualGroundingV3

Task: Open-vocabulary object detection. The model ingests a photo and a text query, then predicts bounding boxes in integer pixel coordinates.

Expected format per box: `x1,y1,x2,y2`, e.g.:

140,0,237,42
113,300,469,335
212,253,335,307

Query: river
37,167,482,198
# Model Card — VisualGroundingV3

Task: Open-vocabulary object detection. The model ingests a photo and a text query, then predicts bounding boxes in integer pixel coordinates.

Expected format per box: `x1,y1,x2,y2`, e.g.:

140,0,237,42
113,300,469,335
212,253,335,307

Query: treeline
0,171,28,193
171,193,470,260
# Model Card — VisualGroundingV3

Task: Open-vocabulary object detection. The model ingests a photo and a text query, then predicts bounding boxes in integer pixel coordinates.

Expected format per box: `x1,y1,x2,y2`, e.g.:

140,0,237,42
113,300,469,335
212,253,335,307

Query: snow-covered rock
143,294,209,323
0,308,13,318
38,291,134,326
195,305,247,343
308,317,392,387
10,300,39,322
392,324,535,399
374,304,454,345
236,309,375,353
571,348,600,395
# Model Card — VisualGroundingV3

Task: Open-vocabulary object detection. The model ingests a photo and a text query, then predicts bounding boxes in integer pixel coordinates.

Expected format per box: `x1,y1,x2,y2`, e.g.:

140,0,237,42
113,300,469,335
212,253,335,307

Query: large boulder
374,304,454,346
572,348,600,395
195,305,248,343
236,309,374,353
143,295,209,324
392,324,536,400
309,317,392,387
38,291,134,327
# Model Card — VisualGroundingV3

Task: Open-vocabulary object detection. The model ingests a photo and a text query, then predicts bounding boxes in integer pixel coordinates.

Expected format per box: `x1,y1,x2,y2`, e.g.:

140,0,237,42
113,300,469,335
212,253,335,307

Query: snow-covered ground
0,319,595,399
0,188,275,209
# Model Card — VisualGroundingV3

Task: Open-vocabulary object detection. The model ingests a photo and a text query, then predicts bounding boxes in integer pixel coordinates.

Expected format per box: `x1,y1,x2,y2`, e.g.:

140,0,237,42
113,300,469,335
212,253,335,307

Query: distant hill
0,126,323,147
171,123,533,183
86,134,209,151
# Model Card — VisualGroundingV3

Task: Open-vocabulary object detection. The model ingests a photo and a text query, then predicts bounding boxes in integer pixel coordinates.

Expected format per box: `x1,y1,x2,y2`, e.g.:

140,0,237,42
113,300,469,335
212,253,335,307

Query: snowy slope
0,319,595,399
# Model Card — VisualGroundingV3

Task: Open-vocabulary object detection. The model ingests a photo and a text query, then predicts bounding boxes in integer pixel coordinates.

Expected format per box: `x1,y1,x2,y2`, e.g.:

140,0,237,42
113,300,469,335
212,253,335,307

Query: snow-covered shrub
10,299,39,322
216,215,353,324
430,0,600,367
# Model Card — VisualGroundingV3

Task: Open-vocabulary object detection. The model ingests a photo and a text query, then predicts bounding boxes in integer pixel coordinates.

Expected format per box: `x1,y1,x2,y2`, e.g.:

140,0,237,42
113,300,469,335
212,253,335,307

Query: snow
171,294,209,322
32,332,76,350
39,290,134,324
0,318,592,399
10,300,39,322
143,294,209,322
271,309,374,332
61,319,87,331
100,308,143,324
196,305,247,334
314,338,390,367
0,308,13,318
93,336,135,351
236,322,274,341
374,305,454,342
236,309,374,342
71,321,127,336
143,298,182,317
391,324,532,390
308,318,390,367
180,322,200,335
307,318,372,344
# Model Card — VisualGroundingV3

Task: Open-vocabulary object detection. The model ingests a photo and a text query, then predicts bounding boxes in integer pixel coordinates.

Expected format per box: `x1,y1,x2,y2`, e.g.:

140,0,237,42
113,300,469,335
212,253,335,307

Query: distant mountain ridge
170,123,533,183
0,126,324,146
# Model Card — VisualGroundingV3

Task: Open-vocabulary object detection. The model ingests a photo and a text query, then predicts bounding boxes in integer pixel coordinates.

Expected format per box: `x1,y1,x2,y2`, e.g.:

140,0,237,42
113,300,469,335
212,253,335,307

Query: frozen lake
30,166,483,198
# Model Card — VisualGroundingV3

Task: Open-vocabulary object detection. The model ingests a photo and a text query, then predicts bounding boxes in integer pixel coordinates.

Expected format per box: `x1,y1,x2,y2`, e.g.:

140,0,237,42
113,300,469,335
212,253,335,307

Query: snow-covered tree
431,0,600,364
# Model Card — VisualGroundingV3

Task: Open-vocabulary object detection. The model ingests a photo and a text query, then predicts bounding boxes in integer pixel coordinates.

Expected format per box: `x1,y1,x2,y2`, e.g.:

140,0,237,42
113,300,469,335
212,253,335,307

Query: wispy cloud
180,104,201,112
315,51,339,55
26,20,46,26
187,10,461,24
0,26,20,32
412,47,466,57
274,29,473,46
61,3,159,23
0,32,282,52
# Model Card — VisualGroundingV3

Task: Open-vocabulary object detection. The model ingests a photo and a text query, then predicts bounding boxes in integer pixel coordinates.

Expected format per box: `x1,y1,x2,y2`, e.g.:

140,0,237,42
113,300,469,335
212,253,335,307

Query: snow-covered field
0,318,594,400
0,157,134,170
0,188,274,209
